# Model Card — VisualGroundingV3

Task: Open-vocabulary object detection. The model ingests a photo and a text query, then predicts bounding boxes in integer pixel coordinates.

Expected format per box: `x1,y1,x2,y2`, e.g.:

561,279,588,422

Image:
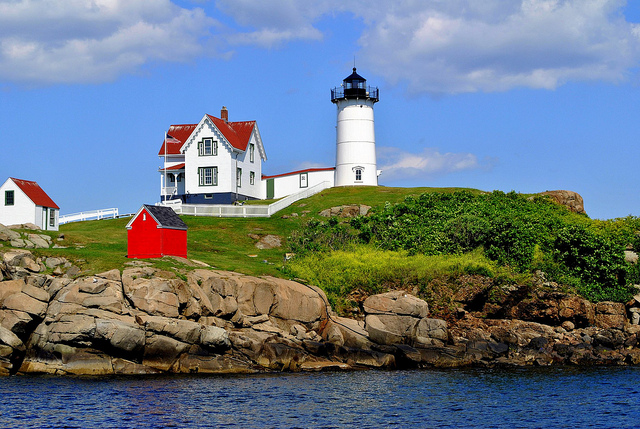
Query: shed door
267,179,274,199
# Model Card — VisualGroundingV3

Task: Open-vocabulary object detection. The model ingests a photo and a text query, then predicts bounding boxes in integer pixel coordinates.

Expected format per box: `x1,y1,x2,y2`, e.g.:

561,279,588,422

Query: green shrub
287,190,639,303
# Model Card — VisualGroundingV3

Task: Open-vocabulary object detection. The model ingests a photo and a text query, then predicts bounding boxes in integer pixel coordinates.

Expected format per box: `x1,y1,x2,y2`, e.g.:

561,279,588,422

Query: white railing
59,208,120,224
161,186,177,196
160,181,332,218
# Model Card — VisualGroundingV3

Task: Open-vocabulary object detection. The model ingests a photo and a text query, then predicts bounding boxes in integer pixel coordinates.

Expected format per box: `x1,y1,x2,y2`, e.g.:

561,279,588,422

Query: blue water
1,367,639,428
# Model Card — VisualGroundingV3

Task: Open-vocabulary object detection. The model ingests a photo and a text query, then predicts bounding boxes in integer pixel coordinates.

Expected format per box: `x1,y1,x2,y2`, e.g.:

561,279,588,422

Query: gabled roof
158,124,197,156
126,204,188,230
9,178,59,209
158,115,258,155
206,115,256,152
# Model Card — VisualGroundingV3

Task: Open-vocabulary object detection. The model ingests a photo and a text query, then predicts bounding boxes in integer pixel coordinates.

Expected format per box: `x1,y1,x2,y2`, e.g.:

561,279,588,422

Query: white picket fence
162,181,332,218
59,208,120,225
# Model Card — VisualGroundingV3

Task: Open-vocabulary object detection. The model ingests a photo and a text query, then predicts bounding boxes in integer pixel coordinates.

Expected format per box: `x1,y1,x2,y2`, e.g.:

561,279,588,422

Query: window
204,194,213,199
198,167,218,186
168,174,175,184
250,171,255,185
300,172,308,188
5,190,14,206
236,168,242,188
49,209,55,228
199,138,217,156
250,144,255,163
355,169,362,181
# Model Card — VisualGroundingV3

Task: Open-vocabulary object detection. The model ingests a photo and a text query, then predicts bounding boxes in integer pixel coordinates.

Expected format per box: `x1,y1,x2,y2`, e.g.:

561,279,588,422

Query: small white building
0,178,60,231
159,107,267,204
263,167,335,200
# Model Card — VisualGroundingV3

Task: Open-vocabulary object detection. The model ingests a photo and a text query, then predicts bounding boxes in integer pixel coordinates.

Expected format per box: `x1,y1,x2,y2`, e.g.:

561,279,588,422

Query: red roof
158,163,185,172
10,178,59,209
158,124,197,156
262,167,335,180
158,115,256,156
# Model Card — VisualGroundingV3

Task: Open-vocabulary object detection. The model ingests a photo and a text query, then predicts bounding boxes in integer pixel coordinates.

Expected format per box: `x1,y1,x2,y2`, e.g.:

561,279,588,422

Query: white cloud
214,0,331,47
0,0,218,85
2,0,639,91
378,146,488,181
210,0,640,94
359,0,640,93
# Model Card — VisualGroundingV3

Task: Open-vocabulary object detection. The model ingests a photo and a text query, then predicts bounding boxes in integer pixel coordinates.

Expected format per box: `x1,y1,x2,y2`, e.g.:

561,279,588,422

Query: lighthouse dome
331,67,379,102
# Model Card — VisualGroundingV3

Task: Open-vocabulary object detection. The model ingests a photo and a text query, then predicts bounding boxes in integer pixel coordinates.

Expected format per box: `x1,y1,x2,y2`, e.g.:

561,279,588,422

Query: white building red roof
158,115,257,155
10,178,59,209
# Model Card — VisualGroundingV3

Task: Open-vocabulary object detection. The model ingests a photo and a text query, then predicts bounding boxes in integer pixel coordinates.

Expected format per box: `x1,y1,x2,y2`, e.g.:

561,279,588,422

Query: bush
288,190,639,303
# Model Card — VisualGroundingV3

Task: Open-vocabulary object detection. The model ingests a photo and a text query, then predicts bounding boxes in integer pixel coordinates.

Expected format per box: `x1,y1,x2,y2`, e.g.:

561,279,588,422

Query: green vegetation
287,190,640,307
18,186,639,314
48,187,469,277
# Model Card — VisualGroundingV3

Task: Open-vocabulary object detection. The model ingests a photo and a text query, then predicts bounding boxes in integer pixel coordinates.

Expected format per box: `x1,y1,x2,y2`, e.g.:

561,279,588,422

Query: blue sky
1,0,640,220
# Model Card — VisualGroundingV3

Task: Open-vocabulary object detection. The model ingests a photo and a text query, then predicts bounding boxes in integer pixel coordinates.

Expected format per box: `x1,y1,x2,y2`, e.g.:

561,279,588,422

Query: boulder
595,302,626,330
123,276,181,318
319,205,371,218
0,225,20,242
94,319,145,355
200,325,230,349
27,234,50,249
414,318,448,345
539,190,586,214
363,291,428,318
254,235,282,249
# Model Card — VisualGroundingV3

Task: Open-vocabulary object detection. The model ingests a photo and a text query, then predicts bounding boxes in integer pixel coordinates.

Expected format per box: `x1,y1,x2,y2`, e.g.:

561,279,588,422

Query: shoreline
2,248,640,376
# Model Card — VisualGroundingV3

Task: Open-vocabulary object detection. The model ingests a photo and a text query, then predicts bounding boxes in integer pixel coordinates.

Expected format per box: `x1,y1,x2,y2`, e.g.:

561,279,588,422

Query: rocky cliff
2,247,640,375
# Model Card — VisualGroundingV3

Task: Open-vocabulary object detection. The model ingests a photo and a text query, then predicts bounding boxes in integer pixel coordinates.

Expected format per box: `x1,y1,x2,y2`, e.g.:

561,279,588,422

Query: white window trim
199,138,218,156
198,166,218,186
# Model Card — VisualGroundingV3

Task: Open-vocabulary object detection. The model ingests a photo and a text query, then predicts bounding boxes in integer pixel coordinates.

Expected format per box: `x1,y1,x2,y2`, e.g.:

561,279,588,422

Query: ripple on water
1,367,640,428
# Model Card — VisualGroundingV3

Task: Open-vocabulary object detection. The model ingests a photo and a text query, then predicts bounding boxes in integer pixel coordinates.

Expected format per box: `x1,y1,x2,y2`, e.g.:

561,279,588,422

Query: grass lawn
33,186,477,277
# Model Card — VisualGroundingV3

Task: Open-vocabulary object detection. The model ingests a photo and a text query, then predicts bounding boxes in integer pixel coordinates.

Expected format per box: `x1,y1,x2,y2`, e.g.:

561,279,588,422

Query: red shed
126,204,188,259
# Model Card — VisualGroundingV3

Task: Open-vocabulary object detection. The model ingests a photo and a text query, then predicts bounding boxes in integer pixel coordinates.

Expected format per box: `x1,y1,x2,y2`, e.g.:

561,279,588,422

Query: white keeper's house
0,177,60,231
158,68,380,205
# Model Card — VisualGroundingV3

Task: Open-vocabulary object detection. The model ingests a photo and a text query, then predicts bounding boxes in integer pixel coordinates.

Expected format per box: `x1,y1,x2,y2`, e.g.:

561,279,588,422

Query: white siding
182,117,264,200
0,179,38,226
334,98,378,186
266,170,335,199
183,120,234,195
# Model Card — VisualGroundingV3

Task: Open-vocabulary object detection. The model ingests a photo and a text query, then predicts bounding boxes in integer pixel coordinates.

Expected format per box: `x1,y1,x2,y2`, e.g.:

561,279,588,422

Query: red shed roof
10,178,59,209
158,115,256,156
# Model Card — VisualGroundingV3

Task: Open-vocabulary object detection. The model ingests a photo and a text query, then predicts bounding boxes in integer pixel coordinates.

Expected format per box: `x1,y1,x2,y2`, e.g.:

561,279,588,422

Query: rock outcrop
539,190,586,214
3,247,640,375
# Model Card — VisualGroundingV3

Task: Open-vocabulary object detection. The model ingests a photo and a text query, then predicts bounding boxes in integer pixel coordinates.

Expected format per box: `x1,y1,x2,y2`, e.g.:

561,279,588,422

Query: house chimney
221,106,228,123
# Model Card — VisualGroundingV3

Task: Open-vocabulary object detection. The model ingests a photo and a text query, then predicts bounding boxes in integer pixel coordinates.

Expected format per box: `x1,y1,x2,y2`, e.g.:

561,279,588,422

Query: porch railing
160,181,332,218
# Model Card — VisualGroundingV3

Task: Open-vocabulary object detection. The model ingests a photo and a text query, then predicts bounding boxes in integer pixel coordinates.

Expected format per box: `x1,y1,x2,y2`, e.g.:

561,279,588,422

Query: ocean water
1,367,639,428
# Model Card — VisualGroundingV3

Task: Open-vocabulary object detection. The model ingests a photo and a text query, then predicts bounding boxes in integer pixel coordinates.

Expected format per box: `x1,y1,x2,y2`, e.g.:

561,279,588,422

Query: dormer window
199,138,217,156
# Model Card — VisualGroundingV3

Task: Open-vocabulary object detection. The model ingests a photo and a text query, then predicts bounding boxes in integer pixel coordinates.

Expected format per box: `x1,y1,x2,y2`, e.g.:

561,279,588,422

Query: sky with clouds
1,0,639,219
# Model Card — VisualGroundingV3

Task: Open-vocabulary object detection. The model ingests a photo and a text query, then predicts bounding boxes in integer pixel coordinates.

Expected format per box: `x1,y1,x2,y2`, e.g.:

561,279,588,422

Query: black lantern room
331,67,379,103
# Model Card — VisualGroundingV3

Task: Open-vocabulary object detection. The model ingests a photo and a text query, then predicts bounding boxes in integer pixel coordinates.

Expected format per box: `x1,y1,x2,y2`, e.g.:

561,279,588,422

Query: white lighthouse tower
331,68,379,187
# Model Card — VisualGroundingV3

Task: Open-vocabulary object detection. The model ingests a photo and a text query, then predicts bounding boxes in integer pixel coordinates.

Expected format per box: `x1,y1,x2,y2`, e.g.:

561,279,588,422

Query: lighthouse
331,68,379,187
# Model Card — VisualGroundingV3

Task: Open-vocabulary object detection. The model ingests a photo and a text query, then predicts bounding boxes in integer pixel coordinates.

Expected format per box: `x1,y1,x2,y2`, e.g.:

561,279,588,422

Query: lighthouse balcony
331,86,379,103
